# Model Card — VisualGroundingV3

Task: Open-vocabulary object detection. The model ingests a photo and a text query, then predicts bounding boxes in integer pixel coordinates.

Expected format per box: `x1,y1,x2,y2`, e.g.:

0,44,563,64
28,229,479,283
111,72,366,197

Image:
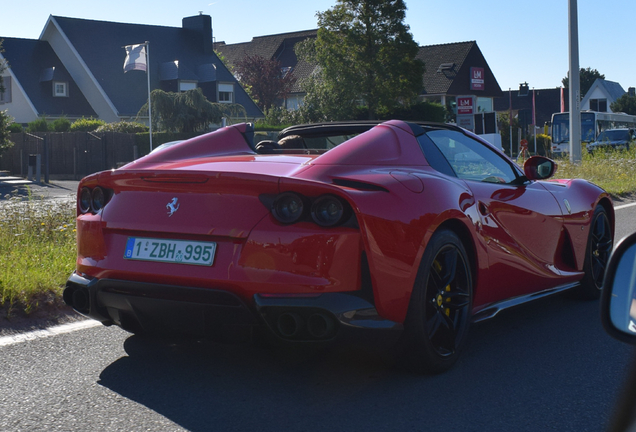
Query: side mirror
524,156,557,180
601,232,636,344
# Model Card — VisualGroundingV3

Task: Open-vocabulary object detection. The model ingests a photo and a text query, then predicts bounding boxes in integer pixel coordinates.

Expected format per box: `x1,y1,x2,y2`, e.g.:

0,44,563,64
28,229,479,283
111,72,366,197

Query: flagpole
509,88,513,158
532,88,537,154
145,41,153,151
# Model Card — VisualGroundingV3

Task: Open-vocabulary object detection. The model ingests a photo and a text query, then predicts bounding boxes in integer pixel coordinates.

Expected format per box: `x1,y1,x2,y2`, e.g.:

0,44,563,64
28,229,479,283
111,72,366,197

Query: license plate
124,237,216,266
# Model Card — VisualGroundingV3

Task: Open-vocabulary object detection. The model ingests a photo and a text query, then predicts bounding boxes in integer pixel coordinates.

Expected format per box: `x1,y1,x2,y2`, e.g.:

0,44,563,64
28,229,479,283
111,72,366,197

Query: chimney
182,14,213,54
629,87,635,97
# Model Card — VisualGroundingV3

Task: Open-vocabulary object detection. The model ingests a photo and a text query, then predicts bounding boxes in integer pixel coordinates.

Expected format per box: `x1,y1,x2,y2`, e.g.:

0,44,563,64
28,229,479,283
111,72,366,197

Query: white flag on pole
123,44,147,73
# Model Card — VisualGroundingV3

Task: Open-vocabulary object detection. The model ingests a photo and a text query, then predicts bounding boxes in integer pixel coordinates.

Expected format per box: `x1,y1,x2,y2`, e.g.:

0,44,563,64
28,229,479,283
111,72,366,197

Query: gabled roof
1,37,95,117
216,34,503,100
45,15,261,118
416,41,502,98
215,30,318,94
581,78,625,108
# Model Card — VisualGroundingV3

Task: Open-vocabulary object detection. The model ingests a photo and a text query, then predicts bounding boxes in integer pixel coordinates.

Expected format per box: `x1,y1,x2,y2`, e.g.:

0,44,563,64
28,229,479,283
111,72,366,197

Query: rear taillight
272,193,305,224
311,195,347,227
78,186,112,214
79,187,92,213
269,192,352,227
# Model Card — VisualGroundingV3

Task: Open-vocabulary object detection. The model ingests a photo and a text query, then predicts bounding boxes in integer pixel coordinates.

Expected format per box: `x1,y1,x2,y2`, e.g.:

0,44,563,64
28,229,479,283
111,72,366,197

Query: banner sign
457,115,474,131
470,67,485,91
457,96,474,115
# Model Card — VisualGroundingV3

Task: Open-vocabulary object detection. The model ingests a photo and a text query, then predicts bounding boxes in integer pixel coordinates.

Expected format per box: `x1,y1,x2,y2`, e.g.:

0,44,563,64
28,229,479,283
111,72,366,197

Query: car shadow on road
96,294,634,432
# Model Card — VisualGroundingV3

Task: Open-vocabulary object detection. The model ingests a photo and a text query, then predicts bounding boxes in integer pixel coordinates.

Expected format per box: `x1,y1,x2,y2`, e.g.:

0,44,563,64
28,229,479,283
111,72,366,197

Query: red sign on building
470,67,485,91
457,96,474,115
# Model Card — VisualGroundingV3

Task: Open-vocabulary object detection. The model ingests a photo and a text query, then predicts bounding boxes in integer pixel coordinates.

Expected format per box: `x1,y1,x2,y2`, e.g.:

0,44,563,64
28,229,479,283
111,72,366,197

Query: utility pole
568,0,582,162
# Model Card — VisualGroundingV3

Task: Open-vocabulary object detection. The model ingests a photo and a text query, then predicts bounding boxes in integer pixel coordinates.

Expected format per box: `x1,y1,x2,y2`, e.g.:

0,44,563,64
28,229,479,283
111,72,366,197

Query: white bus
550,111,636,155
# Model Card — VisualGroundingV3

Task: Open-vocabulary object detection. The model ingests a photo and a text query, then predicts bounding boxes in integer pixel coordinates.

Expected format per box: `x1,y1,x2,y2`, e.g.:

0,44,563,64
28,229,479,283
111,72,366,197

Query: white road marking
615,201,636,211
0,320,101,348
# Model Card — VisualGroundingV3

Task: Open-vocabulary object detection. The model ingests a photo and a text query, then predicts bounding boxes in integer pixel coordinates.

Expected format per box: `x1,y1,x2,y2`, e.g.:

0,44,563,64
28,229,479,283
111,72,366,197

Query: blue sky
4,0,635,92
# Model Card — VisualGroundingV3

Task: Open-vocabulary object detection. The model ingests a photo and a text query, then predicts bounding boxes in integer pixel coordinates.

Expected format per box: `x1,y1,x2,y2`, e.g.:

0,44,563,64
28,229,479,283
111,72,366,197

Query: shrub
70,117,106,132
536,134,552,156
257,106,303,129
26,118,49,132
51,117,71,132
95,121,148,133
0,110,13,154
7,122,23,133
369,102,447,123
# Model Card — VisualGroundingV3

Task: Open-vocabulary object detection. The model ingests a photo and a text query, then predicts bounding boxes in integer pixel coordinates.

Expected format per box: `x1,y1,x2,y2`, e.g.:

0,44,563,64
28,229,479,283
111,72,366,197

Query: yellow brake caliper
433,260,452,316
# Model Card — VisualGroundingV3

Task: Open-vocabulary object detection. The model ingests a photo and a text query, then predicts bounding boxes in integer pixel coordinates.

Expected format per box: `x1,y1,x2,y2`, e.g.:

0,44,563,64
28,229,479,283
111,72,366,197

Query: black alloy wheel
400,229,473,373
577,205,613,299
425,244,471,356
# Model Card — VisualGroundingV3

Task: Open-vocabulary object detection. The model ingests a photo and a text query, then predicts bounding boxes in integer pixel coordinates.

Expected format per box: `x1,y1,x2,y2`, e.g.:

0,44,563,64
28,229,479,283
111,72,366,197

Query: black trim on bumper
64,272,402,344
254,293,402,342
64,272,256,341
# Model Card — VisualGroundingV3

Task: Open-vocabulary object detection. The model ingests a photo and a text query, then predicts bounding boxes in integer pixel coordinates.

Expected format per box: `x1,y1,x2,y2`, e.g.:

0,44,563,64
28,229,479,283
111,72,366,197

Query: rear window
597,130,630,141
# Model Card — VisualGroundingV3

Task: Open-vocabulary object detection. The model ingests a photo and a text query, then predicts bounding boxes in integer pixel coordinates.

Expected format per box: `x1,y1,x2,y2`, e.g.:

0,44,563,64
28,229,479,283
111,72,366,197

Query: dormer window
179,81,197,92
53,81,68,97
281,66,292,77
218,83,234,103
437,63,455,73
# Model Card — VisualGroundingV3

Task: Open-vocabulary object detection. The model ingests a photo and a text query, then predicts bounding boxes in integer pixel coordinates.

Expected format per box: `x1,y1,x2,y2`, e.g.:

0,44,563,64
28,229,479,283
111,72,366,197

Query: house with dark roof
0,37,96,123
581,79,626,112
417,41,503,113
216,35,504,121
0,14,261,125
214,29,318,110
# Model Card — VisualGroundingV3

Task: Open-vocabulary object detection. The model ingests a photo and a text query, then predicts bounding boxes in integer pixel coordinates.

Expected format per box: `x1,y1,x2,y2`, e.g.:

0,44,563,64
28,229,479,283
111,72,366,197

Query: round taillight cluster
272,193,305,224
271,193,350,227
311,195,345,227
78,186,111,214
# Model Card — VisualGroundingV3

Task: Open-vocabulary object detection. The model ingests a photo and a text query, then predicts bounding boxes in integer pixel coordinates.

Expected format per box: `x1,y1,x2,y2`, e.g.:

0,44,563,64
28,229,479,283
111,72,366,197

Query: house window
281,66,292,77
53,81,68,97
179,81,197,92
476,97,493,113
590,98,607,112
218,83,234,103
0,76,11,103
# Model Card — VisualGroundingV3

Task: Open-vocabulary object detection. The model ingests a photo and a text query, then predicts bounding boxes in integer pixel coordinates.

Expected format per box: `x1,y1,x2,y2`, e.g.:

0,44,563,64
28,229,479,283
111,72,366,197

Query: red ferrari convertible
64,120,614,372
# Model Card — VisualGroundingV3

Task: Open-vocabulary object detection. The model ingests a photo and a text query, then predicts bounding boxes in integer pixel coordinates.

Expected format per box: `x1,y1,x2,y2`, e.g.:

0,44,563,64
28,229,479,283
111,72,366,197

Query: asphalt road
0,178,78,201
1,195,635,432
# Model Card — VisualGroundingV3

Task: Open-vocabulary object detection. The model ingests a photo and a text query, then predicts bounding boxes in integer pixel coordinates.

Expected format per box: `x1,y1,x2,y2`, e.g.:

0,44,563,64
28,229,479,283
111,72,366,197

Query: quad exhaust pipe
63,286,90,315
277,312,303,337
274,311,336,340
307,313,335,339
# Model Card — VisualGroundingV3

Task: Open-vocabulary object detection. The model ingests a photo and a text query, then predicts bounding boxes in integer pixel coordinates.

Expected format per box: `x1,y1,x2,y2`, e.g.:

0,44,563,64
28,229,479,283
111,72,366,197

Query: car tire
398,229,473,373
576,205,613,300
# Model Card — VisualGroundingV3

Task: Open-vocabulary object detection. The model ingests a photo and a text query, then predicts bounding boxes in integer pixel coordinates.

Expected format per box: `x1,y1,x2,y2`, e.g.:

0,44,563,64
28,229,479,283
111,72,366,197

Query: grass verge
552,147,636,197
0,192,76,319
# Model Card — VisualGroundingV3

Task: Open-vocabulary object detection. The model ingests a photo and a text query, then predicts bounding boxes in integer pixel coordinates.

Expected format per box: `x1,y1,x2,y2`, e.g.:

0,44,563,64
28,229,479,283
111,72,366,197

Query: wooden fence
0,132,139,180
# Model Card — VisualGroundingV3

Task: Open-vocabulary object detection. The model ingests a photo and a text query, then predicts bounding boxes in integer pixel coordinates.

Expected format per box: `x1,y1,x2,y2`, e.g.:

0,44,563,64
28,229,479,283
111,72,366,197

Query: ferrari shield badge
166,197,180,217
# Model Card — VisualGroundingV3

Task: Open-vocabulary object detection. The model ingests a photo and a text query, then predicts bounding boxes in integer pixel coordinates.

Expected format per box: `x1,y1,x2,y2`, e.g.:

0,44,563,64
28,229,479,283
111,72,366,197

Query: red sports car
64,120,614,372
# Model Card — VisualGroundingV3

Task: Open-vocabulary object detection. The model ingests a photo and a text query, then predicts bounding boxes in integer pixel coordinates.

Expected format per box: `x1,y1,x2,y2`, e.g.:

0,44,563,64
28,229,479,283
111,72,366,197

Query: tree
299,0,424,120
138,88,246,133
0,39,14,155
234,54,296,110
610,93,636,115
562,67,605,99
